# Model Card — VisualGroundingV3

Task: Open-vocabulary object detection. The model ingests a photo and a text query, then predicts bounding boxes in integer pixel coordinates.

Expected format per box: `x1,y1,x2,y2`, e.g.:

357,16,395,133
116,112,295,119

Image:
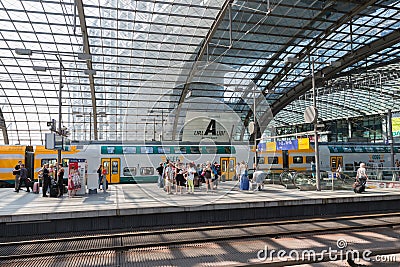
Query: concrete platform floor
1,181,400,223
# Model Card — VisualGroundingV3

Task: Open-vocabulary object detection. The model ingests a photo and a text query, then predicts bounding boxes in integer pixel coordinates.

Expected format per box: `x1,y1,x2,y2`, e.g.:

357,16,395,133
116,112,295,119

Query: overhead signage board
45,133,55,150
182,112,235,142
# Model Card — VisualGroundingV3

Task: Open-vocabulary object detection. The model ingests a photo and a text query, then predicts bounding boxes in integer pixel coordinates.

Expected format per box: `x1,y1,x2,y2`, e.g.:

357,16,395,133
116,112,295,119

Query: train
1,141,397,188
258,142,398,175
0,142,254,187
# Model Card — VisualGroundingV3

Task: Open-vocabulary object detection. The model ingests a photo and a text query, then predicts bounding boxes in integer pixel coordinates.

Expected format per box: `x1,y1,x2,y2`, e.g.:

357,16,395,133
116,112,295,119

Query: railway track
1,211,400,263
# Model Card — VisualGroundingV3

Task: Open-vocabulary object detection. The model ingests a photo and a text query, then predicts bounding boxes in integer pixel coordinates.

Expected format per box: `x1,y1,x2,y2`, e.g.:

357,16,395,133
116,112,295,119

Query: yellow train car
0,145,80,187
0,146,33,187
257,147,315,173
33,146,80,179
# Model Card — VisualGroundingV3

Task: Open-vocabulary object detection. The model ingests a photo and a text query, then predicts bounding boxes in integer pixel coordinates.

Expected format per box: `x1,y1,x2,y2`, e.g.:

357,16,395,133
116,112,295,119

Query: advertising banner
276,139,298,151
392,117,400,137
298,138,310,150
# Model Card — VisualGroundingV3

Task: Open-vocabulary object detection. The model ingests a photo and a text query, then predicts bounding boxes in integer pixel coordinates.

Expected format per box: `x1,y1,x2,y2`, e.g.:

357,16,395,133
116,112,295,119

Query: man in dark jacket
15,164,29,193
13,160,22,191
42,164,50,197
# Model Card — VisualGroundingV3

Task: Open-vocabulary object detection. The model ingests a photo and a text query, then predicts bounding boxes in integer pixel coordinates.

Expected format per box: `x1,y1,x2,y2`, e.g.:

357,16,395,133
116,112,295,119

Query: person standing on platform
15,164,29,193
97,165,103,190
235,162,240,181
101,167,107,192
165,162,174,195
187,162,196,194
42,164,50,197
354,162,368,193
356,163,368,183
57,163,65,197
175,163,185,194
67,173,74,198
13,160,22,192
156,162,164,189
253,170,265,191
310,161,316,178
336,164,342,180
72,168,82,195
203,162,213,193
239,161,249,190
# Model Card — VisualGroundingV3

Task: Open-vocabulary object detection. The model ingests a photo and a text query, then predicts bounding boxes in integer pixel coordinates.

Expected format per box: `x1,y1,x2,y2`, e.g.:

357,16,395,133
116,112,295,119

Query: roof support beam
76,0,98,140
270,28,400,117
171,0,233,140
248,1,378,132
0,109,9,145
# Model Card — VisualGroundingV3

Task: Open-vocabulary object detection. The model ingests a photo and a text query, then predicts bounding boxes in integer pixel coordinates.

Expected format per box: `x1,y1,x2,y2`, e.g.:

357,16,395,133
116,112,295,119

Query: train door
330,156,343,172
101,158,120,183
282,150,289,169
220,157,236,181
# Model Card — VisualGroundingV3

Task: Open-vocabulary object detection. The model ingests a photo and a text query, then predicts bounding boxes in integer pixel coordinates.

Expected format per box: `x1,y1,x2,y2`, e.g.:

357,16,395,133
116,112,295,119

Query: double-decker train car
257,142,398,175
0,142,254,187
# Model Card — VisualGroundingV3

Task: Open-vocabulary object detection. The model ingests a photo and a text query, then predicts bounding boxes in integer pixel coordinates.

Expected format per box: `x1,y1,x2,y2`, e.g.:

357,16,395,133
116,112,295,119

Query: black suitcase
194,176,200,187
50,184,59,197
353,179,366,193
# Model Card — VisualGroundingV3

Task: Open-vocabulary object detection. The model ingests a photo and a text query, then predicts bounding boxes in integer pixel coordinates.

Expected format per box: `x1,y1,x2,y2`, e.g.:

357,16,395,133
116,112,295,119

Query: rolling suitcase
353,179,366,193
240,176,249,190
50,183,59,197
33,182,40,194
194,176,200,187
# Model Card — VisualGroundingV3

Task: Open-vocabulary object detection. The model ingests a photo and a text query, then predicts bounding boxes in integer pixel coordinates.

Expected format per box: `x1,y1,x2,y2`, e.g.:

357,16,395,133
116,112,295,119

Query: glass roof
0,0,400,144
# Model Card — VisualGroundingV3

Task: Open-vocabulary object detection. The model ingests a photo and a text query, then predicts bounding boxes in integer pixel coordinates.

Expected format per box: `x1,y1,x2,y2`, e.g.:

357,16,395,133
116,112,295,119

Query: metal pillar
312,59,321,191
57,58,63,166
388,109,395,168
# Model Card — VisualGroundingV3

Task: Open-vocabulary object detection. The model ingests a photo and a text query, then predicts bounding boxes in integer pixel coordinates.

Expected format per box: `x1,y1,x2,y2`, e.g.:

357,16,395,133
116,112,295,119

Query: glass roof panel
1,0,400,143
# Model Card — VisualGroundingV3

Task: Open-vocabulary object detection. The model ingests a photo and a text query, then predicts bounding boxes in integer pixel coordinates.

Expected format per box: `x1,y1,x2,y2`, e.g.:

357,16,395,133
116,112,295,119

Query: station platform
1,181,400,237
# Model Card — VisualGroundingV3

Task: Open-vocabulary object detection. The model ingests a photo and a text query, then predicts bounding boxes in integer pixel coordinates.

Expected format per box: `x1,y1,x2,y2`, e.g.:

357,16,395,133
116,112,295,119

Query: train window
106,147,115,154
292,156,303,164
173,147,186,154
204,147,217,154
267,157,278,164
354,147,363,153
343,147,352,152
41,159,57,167
257,157,265,164
223,147,232,154
123,147,137,154
305,156,315,163
140,147,154,154
344,164,353,171
190,146,200,154
375,147,385,152
158,147,170,154
140,167,154,176
123,167,136,176
365,147,373,152
112,161,119,174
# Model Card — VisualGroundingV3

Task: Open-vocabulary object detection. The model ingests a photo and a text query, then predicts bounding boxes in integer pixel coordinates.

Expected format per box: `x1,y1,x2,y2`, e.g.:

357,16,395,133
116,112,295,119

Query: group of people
39,163,65,197
155,159,257,194
12,160,83,198
156,160,221,195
